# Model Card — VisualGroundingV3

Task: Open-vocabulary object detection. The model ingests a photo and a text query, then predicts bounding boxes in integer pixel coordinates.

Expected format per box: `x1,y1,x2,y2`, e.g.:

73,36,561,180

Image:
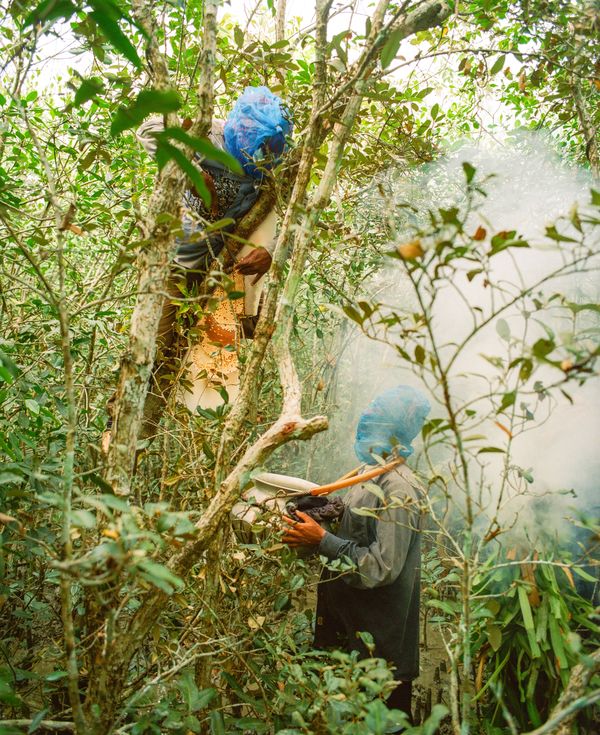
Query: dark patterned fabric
183,170,243,222
173,160,260,272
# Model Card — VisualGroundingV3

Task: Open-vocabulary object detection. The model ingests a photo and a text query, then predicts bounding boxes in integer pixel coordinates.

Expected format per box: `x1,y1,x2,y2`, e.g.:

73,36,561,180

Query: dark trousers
387,680,413,722
314,594,414,722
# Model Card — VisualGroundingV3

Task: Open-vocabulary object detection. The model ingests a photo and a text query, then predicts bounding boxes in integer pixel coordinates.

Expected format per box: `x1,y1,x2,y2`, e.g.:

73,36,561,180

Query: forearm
318,512,417,590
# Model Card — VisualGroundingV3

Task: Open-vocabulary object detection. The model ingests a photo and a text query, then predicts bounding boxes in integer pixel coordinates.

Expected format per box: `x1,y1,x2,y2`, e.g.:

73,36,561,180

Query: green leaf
178,670,216,712
426,599,457,615
28,709,49,733
573,566,597,583
477,446,505,454
25,0,76,26
422,705,450,735
159,128,242,174
532,338,555,361
414,344,426,365
548,617,568,669
90,0,141,68
71,509,96,529
155,140,211,207
111,89,182,136
210,711,226,735
25,398,40,415
45,670,69,681
490,55,505,74
519,358,533,382
467,268,482,281
73,77,105,107
566,301,600,315
462,161,476,184
545,225,577,243
234,25,244,47
499,390,516,412
496,318,510,341
591,189,600,206
365,483,385,502
342,304,363,324
350,506,379,518
138,559,184,594
380,29,403,70
518,585,541,658
0,349,19,379
0,472,22,485
486,623,502,652
364,699,388,731
490,232,529,255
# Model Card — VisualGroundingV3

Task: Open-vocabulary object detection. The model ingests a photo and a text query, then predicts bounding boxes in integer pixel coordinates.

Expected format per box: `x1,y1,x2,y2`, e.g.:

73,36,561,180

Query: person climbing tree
282,385,431,726
103,86,292,450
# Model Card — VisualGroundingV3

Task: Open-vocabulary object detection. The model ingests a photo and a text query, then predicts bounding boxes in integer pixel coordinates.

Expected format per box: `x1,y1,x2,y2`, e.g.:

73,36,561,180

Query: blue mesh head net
354,385,431,463
223,86,292,178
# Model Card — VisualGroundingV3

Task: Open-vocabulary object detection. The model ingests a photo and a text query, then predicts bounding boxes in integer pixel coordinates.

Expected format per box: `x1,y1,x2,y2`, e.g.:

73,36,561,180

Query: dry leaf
560,359,574,372
559,564,575,589
521,562,541,607
101,528,119,540
473,226,487,241
483,525,502,543
0,512,19,526
495,421,513,438
397,239,424,260
248,615,266,630
476,651,487,692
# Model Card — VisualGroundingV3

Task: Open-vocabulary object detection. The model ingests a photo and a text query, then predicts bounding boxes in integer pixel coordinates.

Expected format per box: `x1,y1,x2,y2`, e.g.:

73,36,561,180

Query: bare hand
236,248,272,285
282,511,326,547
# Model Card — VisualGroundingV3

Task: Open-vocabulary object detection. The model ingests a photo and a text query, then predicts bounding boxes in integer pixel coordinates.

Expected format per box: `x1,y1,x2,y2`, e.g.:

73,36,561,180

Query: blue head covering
224,86,292,178
354,385,431,463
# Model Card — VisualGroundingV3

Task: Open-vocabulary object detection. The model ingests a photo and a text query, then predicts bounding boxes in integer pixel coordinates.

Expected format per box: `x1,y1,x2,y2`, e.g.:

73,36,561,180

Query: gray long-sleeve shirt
314,465,425,680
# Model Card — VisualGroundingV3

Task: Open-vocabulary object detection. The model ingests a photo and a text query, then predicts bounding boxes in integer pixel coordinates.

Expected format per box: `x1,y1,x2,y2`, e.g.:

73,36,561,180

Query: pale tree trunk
276,0,287,43
571,77,599,179
105,0,219,497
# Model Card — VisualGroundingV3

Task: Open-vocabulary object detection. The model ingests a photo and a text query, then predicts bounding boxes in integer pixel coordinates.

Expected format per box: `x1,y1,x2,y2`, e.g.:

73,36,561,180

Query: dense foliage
1,1,598,734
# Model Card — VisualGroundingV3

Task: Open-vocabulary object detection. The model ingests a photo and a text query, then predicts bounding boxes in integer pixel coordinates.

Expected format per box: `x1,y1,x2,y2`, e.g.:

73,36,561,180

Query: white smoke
283,135,600,541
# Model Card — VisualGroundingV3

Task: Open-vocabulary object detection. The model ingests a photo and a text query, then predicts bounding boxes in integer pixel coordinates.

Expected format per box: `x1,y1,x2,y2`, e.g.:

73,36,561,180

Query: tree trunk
572,77,600,179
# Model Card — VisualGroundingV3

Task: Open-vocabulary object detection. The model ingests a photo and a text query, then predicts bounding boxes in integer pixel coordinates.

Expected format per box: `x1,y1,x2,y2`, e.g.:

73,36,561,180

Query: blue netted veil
354,385,431,463
224,86,292,178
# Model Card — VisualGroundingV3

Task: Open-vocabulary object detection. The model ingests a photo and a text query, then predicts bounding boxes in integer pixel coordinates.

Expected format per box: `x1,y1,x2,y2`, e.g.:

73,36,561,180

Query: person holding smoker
283,385,431,725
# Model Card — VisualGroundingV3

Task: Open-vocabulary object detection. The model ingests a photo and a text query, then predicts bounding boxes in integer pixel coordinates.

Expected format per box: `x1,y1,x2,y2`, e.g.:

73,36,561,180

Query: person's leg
386,680,413,723
313,579,348,651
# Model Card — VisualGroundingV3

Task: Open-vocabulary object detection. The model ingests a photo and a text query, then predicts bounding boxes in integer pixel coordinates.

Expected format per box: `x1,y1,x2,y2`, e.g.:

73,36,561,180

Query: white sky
21,0,514,143
31,1,380,90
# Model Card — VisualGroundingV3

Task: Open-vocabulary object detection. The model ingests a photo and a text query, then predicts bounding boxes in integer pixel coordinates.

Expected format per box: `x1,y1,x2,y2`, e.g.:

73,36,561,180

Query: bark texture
105,1,219,497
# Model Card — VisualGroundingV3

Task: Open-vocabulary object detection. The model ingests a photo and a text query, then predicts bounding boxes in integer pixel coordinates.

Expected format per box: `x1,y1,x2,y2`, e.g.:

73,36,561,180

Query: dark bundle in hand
286,495,345,524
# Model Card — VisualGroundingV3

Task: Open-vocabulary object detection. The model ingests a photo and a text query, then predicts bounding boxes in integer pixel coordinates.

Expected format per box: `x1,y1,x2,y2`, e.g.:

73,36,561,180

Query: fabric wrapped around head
354,385,431,463
224,86,292,178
